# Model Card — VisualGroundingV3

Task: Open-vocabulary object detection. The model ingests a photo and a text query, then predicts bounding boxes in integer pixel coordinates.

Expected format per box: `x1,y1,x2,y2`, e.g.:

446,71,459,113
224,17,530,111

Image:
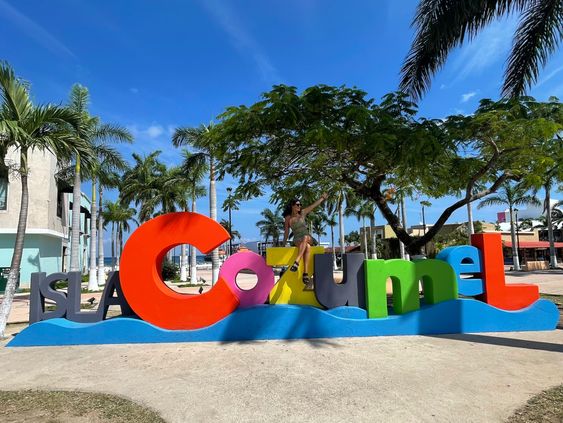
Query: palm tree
102,200,120,270
179,150,207,283
541,175,561,268
66,84,131,277
478,182,541,271
83,132,131,290
96,171,121,287
172,123,221,285
120,151,167,222
113,204,138,268
345,199,374,258
0,62,90,338
310,212,328,245
325,213,338,269
256,208,284,245
401,0,563,99
220,219,241,240
325,187,355,268
222,189,241,256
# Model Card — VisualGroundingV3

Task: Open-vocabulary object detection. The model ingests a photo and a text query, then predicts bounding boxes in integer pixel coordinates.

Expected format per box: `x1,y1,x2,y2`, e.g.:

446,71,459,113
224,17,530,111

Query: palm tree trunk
400,197,410,259
0,150,29,338
467,202,475,237
70,156,81,271
338,199,345,269
97,187,105,285
180,242,188,282
370,214,377,259
209,156,219,285
362,217,368,258
88,179,98,290
509,207,521,271
190,197,198,284
116,223,122,270
329,223,336,268
545,186,558,268
398,198,407,259
111,222,115,270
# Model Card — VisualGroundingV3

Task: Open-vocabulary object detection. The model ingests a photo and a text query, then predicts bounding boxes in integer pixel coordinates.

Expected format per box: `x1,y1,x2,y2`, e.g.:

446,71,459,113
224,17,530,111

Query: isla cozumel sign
8,212,559,347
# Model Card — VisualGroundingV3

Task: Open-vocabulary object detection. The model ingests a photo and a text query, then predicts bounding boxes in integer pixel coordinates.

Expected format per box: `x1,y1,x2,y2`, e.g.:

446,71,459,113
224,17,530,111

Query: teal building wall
0,234,63,288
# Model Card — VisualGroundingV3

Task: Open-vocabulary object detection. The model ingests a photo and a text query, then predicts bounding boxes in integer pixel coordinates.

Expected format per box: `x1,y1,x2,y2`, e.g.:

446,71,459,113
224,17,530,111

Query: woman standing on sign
280,193,328,289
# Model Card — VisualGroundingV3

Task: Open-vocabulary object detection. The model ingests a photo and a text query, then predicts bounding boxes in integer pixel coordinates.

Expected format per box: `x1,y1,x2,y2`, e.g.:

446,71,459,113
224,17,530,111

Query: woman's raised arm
302,192,328,216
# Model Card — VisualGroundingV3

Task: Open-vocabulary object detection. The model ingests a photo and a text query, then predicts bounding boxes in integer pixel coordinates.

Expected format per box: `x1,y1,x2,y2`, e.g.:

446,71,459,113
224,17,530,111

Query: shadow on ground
426,332,563,353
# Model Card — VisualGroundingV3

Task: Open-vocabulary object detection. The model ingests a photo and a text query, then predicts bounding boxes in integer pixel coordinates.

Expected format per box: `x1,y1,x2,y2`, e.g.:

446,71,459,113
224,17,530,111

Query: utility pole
421,202,427,256
227,187,233,256
400,196,410,260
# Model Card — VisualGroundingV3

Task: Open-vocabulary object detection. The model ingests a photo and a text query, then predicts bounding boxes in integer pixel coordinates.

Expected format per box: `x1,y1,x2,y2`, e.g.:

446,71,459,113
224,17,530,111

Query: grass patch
540,293,562,306
507,384,563,422
174,283,208,288
0,390,166,423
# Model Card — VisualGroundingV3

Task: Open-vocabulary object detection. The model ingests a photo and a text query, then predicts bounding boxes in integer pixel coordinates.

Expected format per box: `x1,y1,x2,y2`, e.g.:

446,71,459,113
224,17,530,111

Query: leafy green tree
401,0,563,99
256,208,284,245
211,85,563,255
345,231,360,246
433,222,484,254
0,63,90,338
478,182,541,270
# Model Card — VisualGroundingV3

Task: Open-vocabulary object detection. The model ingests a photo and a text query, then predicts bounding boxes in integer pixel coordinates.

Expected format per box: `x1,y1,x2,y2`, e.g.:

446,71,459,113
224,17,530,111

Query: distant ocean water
103,255,207,266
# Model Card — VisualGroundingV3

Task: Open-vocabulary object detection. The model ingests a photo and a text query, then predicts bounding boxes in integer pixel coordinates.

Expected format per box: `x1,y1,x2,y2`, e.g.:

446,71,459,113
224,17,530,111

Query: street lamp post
421,203,427,255
515,208,521,268
420,200,431,256
227,187,233,256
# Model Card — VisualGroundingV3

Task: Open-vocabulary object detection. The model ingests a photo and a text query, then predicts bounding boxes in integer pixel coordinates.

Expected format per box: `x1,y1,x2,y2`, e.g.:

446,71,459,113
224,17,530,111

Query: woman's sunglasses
294,203,302,207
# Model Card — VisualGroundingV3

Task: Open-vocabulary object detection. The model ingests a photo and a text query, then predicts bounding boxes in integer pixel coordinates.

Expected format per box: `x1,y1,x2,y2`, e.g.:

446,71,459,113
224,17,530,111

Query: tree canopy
210,84,563,254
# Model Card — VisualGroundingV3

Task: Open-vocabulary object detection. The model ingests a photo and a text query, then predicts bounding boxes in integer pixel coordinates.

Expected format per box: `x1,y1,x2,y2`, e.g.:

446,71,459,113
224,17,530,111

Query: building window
56,190,64,218
0,172,7,211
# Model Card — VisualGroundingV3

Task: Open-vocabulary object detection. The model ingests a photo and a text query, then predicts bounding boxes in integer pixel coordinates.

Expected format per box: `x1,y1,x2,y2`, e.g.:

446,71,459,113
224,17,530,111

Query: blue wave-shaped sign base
7,299,559,347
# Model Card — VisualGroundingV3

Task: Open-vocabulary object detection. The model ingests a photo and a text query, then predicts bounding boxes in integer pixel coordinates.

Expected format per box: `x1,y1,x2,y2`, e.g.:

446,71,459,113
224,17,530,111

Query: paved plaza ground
0,269,561,422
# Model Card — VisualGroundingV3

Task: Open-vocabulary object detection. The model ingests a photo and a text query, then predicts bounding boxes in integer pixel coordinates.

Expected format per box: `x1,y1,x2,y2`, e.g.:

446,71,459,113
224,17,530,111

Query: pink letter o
219,252,274,308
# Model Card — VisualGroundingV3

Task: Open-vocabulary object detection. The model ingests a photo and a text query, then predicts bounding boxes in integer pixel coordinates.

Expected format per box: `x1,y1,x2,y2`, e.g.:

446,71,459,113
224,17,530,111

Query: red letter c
120,212,239,330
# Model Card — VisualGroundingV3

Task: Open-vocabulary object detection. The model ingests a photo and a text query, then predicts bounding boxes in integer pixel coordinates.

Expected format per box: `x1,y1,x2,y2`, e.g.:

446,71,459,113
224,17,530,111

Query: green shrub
161,259,178,281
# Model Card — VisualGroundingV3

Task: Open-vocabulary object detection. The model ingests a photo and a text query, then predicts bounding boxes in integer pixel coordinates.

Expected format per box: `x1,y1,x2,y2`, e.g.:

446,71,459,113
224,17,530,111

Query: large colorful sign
8,212,559,347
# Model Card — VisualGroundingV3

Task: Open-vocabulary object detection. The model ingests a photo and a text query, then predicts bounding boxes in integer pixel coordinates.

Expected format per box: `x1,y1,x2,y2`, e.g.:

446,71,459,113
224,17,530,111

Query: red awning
503,241,563,249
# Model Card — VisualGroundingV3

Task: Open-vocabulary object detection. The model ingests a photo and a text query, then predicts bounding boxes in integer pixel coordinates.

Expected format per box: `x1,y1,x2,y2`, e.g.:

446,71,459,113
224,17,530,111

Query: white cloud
127,124,168,140
129,87,139,94
146,125,164,138
536,64,563,89
450,17,517,82
461,91,477,103
0,0,75,58
440,84,447,90
198,0,282,84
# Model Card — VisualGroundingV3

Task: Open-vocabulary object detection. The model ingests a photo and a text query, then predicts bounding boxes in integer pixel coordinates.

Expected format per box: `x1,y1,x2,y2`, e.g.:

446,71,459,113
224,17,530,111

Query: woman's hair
283,199,301,218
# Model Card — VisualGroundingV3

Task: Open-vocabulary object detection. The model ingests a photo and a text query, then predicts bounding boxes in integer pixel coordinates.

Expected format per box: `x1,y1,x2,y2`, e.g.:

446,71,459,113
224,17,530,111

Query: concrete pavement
1,269,561,422
0,326,561,422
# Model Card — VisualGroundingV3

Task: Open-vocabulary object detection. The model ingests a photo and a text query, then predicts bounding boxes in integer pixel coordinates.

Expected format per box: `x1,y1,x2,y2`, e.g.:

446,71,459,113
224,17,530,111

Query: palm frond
477,195,505,209
400,0,527,99
503,0,563,97
68,84,89,115
0,61,32,122
92,123,133,144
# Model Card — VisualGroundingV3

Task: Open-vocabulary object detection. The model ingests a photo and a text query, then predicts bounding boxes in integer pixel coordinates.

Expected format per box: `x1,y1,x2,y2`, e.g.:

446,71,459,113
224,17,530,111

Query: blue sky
1,0,562,246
